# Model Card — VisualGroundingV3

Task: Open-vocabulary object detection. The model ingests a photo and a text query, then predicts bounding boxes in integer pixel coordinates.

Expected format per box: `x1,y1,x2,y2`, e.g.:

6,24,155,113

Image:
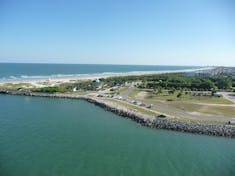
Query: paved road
218,92,235,103
120,85,135,99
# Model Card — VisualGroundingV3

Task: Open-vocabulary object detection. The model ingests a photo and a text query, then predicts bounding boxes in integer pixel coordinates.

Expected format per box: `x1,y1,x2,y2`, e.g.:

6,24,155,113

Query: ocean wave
0,67,211,82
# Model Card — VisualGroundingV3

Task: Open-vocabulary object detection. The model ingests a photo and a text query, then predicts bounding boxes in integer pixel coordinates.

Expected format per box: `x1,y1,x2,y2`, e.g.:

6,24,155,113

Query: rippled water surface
0,95,234,176
0,63,201,82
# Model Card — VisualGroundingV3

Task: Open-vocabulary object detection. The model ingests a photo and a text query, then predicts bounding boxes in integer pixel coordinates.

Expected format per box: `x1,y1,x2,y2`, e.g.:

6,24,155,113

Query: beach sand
0,67,213,88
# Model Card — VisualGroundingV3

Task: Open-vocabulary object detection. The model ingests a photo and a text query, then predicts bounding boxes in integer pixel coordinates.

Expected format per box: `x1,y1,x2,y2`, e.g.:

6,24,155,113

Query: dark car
157,114,166,118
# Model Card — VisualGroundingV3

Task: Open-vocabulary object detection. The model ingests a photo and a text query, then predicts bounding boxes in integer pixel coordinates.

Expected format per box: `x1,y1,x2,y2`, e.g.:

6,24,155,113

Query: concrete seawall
1,90,235,138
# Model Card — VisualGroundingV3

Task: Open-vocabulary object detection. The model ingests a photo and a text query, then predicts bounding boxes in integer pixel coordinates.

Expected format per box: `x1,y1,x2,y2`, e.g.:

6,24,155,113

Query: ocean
0,95,234,176
0,63,202,82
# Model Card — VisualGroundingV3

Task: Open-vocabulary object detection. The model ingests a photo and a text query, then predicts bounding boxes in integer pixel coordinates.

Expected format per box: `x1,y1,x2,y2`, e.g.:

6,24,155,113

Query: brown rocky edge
1,90,235,138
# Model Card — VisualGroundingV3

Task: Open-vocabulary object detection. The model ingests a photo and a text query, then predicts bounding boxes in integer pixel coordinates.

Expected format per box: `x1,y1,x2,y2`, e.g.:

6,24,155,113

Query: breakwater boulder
84,96,235,137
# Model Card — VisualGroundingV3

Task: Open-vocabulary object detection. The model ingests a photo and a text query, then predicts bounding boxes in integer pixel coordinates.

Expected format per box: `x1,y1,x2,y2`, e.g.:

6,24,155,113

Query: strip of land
1,67,235,137
0,67,210,88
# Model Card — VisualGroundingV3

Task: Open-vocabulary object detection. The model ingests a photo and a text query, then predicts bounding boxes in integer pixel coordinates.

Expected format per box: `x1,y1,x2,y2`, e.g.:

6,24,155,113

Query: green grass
131,89,233,104
32,86,66,93
175,117,229,125
103,97,230,125
128,88,235,118
197,106,235,117
161,101,235,118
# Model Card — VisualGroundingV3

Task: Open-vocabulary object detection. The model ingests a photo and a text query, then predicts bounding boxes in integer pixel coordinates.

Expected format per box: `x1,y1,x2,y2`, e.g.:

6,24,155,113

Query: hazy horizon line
0,61,215,67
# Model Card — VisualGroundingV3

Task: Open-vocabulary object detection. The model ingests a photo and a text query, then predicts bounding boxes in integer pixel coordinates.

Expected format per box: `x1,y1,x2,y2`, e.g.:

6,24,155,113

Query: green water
0,95,234,176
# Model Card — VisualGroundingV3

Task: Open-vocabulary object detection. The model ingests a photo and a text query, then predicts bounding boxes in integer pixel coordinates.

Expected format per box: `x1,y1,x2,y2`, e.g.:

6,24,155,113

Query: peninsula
1,67,235,137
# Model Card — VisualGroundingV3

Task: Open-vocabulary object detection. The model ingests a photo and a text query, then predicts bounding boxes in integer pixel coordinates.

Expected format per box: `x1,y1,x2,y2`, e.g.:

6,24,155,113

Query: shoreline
1,90,234,138
0,67,212,87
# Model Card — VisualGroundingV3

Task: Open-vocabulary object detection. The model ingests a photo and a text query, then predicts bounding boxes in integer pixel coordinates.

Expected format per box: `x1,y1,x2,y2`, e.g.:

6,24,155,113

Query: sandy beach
0,67,213,88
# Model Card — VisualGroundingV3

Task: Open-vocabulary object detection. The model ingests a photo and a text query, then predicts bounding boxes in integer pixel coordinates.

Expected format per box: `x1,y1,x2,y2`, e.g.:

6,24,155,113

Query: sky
0,0,235,66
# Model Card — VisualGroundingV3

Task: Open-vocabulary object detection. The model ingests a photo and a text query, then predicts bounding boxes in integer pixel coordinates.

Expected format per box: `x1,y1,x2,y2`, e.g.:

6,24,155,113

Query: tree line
102,73,234,91
32,73,234,93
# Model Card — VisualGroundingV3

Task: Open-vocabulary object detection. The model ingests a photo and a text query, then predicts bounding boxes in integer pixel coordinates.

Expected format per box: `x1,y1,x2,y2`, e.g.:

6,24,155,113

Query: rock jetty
1,90,235,138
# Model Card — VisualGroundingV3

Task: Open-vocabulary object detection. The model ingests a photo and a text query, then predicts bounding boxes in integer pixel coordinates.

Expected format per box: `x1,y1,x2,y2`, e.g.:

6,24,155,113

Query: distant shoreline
0,67,213,87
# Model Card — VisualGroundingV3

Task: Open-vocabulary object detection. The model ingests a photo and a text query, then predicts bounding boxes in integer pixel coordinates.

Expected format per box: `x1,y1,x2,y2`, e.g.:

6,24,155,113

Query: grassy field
195,106,235,117
130,88,233,104
101,97,232,124
128,88,235,118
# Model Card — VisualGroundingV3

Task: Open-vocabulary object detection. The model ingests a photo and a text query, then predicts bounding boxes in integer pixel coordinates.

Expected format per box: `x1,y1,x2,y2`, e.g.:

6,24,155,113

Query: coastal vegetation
129,88,232,104
101,73,234,91
32,86,66,93
1,71,235,126
3,73,233,93
34,73,234,93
